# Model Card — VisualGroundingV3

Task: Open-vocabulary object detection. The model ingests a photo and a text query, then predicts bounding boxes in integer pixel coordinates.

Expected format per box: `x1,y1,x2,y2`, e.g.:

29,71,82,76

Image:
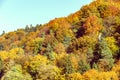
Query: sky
0,0,92,34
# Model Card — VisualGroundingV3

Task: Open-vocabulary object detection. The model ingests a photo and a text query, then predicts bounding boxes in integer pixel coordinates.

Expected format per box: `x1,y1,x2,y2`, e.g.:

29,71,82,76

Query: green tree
78,60,90,74
0,31,5,36
95,39,114,71
33,38,44,55
57,55,75,74
1,65,32,80
65,55,75,74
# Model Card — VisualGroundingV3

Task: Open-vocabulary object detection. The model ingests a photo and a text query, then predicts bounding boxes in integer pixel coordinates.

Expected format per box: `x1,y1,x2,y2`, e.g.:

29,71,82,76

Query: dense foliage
0,0,120,79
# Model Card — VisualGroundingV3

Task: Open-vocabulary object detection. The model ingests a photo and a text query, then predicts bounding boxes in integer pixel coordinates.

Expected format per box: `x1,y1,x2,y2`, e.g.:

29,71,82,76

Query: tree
26,54,48,76
0,31,5,36
1,64,32,80
54,43,65,54
36,64,61,80
95,39,114,71
33,38,44,55
105,37,119,56
83,15,102,35
25,25,30,32
78,60,90,74
57,55,75,74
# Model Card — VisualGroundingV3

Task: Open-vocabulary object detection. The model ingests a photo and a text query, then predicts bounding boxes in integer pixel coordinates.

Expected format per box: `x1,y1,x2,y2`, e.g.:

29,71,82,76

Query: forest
0,0,120,80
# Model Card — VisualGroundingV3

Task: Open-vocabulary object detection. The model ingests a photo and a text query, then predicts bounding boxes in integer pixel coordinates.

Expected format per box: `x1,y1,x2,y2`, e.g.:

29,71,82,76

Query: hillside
0,0,120,80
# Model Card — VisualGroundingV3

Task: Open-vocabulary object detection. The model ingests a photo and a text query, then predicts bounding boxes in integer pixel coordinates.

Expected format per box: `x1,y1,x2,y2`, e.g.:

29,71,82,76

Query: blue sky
0,0,92,34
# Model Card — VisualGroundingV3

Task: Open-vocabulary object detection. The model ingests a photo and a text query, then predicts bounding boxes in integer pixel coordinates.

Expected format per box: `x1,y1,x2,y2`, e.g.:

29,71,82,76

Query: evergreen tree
1,31,5,36
63,55,74,74
95,39,114,71
78,60,90,74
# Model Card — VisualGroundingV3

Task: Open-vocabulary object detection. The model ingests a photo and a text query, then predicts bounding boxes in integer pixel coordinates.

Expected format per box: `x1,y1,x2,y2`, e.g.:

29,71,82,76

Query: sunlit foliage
0,0,120,79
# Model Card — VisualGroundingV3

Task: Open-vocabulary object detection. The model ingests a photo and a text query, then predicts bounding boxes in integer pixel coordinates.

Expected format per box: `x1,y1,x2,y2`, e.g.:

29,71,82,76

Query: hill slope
0,0,120,79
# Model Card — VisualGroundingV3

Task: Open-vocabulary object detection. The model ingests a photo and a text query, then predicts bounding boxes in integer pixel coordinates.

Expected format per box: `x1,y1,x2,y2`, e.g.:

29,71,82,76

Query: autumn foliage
0,0,120,80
